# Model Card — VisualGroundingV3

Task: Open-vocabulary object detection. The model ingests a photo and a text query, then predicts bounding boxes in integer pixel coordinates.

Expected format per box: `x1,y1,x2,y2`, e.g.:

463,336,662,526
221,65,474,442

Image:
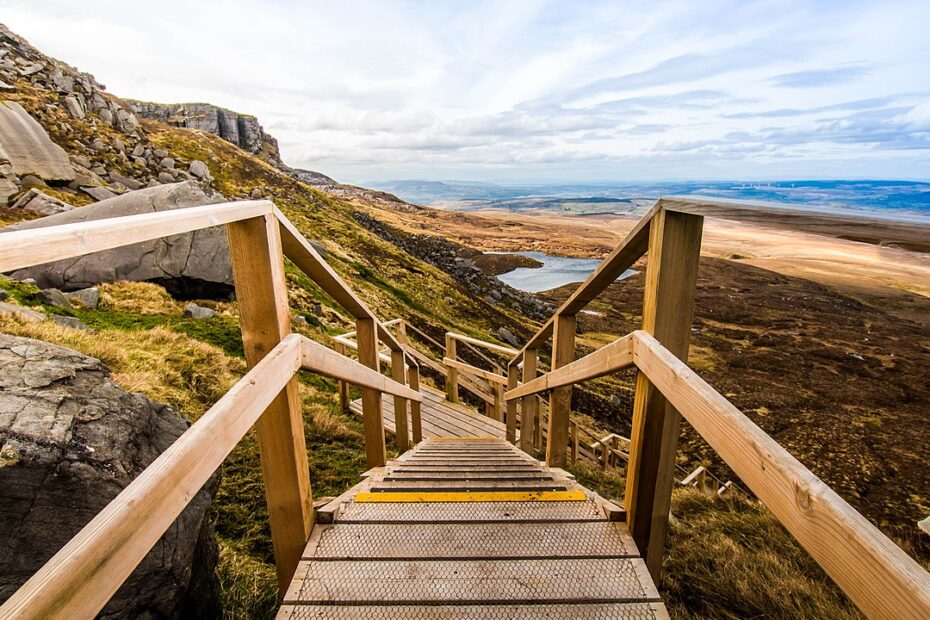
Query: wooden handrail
0,335,302,620
505,333,635,400
0,331,421,620
0,200,272,273
301,337,421,401
631,330,930,619
275,207,403,354
447,331,519,357
443,357,508,385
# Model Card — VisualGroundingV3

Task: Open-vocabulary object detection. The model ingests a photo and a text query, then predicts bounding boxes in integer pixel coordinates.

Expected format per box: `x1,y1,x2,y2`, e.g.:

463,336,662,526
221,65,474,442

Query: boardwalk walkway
279,437,667,618
349,385,506,441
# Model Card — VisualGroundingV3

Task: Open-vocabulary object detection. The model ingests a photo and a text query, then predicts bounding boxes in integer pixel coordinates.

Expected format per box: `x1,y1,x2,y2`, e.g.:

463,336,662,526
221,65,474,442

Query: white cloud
2,0,930,182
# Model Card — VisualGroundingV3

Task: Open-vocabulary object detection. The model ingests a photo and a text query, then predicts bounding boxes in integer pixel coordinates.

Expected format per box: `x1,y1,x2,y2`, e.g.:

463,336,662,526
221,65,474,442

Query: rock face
10,188,73,215
3,182,234,298
128,100,275,157
0,333,220,617
0,100,74,182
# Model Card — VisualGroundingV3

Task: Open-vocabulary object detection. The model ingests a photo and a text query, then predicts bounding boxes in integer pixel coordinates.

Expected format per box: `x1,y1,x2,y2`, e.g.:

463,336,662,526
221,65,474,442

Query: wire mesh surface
338,499,605,522
286,558,655,604
279,602,667,619
306,522,634,559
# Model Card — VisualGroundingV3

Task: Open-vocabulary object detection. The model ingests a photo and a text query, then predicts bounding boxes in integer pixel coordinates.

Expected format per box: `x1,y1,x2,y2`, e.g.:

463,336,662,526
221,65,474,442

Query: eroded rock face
4,182,234,298
0,333,220,617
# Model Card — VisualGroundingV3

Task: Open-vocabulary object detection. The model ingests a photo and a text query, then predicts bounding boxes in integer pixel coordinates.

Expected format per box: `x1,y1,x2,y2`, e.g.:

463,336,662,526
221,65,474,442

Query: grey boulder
0,334,220,617
10,188,73,215
3,182,234,298
183,302,215,319
0,100,74,182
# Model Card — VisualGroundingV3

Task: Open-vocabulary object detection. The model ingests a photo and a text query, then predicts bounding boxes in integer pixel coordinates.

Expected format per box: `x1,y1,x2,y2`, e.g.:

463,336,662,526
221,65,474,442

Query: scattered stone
19,174,45,189
132,144,145,158
250,188,262,200
610,395,625,408
495,327,520,348
152,148,168,159
0,80,14,92
0,177,17,206
920,516,930,537
62,95,84,119
0,290,7,301
19,62,43,76
108,172,143,191
157,171,175,184
0,333,220,617
0,301,45,322
64,287,99,310
0,101,75,181
312,302,323,317
183,302,215,319
20,278,36,286
309,240,328,260
188,160,209,179
50,72,74,93
10,188,73,215
159,157,175,170
293,315,308,326
69,154,92,169
97,107,112,124
50,314,93,331
35,288,72,309
80,185,117,201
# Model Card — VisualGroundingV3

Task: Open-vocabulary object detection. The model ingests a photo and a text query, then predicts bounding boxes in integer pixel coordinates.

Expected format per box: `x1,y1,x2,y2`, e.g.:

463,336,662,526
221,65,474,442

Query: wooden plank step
283,557,659,604
353,490,587,503
337,499,606,523
304,522,637,559
279,602,669,619
369,481,569,490
383,474,554,481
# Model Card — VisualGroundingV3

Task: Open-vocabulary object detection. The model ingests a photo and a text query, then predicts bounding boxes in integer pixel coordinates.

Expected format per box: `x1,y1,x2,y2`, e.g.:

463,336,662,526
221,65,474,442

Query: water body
492,251,637,293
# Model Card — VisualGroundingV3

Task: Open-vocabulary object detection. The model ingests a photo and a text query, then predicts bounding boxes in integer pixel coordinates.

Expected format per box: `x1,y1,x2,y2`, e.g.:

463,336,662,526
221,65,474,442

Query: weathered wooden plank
447,331,520,356
624,209,703,579
0,200,271,273
546,314,576,468
444,357,508,385
506,333,635,400
632,330,930,620
227,215,314,593
356,318,386,468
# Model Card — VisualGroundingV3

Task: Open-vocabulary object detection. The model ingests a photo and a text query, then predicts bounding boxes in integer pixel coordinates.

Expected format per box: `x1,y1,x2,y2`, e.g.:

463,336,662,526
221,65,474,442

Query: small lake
491,251,638,293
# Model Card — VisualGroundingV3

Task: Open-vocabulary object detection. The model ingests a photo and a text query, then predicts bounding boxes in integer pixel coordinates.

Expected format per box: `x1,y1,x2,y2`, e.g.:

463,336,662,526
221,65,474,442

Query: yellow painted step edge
428,436,500,441
354,490,588,503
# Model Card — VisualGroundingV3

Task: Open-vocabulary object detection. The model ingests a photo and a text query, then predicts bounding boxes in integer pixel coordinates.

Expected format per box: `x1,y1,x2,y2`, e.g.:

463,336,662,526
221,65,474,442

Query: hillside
1,21,928,620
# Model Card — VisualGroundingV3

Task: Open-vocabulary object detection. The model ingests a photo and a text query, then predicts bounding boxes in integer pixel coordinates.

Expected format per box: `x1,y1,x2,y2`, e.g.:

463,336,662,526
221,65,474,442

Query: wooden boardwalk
279,437,667,619
349,385,506,441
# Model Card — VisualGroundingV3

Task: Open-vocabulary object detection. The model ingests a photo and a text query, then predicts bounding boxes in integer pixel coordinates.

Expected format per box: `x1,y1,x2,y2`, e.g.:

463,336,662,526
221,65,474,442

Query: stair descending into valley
279,437,667,619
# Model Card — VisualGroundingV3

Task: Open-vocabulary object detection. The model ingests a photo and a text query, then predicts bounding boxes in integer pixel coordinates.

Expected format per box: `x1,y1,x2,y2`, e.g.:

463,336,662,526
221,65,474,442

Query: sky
4,0,930,184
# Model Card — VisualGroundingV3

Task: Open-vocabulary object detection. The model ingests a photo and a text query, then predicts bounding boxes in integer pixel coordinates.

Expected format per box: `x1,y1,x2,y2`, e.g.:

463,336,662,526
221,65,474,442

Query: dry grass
215,541,279,620
99,281,185,316
663,488,862,619
0,314,242,419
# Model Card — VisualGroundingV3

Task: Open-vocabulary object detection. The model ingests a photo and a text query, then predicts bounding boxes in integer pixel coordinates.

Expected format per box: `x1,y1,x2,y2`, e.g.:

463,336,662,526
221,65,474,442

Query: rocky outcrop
0,100,74,182
3,182,234,298
0,333,220,617
128,101,276,159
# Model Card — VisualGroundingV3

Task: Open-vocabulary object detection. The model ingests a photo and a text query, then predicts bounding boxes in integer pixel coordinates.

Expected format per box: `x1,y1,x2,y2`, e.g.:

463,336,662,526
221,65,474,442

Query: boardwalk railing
0,201,420,619
503,197,930,619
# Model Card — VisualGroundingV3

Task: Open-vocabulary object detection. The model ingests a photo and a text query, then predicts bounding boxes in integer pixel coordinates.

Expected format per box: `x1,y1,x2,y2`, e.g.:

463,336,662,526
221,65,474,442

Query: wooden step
337,499,607,523
304,522,638,559
283,557,660,605
279,602,670,619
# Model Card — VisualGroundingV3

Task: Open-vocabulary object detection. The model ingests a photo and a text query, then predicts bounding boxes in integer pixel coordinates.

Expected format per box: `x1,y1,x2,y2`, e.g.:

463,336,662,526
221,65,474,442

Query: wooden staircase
280,437,666,619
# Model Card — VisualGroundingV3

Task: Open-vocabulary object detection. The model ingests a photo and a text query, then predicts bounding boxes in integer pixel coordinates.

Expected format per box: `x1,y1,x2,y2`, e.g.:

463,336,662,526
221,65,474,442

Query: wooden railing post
226,215,313,593
445,333,459,403
391,348,410,451
357,317,387,467
519,349,538,453
407,361,422,443
625,208,704,580
570,421,578,465
334,340,350,413
546,313,576,467
506,363,519,442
